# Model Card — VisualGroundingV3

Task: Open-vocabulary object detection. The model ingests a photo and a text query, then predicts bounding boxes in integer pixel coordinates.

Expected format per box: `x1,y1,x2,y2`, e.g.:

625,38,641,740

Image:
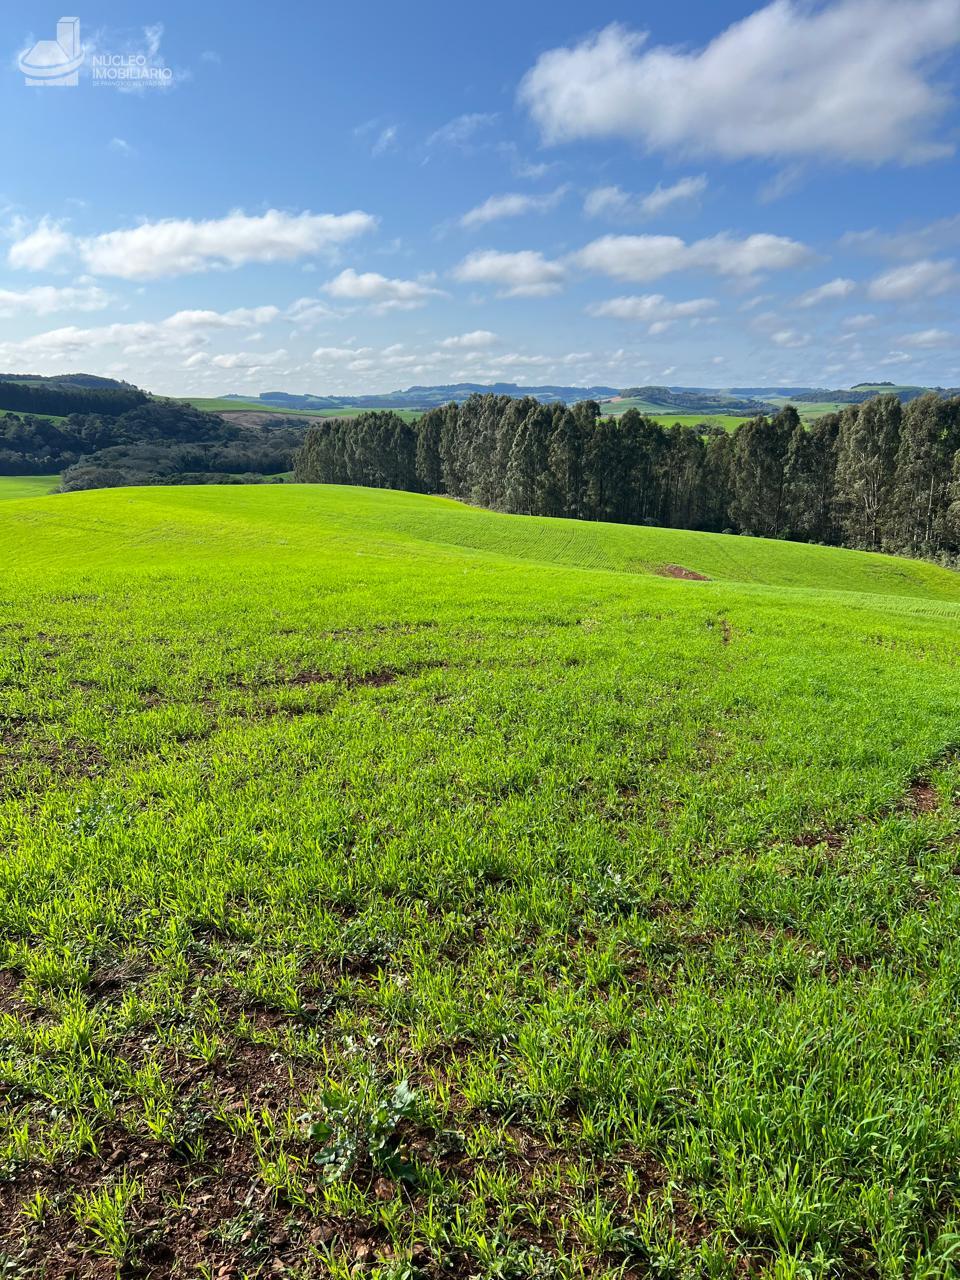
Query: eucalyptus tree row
295,392,960,560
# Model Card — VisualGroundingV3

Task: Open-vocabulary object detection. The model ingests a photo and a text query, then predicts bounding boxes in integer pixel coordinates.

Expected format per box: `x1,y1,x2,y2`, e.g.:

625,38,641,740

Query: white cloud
84,210,377,280
0,307,277,365
771,329,811,348
796,277,856,307
842,215,960,259
587,293,716,323
322,268,443,311
641,175,709,217
109,137,135,157
518,2,960,163
210,349,288,369
460,186,567,228
739,295,773,312
900,328,955,348
286,297,337,326
868,258,959,300
452,249,566,297
426,113,498,148
758,165,806,204
372,125,399,157
843,313,877,329
161,305,280,331
7,220,75,271
439,330,498,349
313,345,373,361
512,158,554,180
573,232,813,283
8,209,378,280
583,187,629,220
585,176,707,221
0,283,112,317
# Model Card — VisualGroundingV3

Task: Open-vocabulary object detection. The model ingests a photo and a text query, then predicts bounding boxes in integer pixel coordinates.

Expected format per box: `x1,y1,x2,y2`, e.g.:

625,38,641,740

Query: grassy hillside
6,482,951,602
0,474,58,500
1,484,960,1276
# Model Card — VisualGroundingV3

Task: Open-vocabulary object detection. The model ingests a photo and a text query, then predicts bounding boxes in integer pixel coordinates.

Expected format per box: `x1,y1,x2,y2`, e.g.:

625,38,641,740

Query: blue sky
2,0,959,396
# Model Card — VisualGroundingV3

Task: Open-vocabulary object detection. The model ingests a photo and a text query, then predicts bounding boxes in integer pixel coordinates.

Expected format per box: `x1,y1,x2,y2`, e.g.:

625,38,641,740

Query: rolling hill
4,481,959,602
2,482,960,1273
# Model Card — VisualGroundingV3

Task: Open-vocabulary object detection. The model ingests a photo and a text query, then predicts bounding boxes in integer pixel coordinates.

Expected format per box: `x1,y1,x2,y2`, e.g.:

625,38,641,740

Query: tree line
0,379,148,418
0,401,306,487
294,392,960,560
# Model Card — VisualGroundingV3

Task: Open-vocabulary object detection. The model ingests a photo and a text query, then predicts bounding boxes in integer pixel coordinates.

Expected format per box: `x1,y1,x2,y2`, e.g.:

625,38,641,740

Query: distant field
181,396,277,413
602,396,681,414
796,401,847,418
0,409,68,425
646,412,749,431
183,397,421,423
0,474,58,500
605,398,848,429
182,397,323,416
764,396,848,418
303,406,422,422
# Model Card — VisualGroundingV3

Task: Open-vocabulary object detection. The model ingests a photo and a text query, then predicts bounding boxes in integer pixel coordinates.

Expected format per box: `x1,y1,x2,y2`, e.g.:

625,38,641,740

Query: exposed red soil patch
656,564,709,581
356,668,398,688
905,779,939,813
284,670,336,687
0,728,107,790
793,830,844,851
285,668,398,689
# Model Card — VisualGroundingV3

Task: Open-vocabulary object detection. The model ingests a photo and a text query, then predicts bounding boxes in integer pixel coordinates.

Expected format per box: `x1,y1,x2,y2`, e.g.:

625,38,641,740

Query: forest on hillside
0,401,305,486
0,378,148,418
295,392,960,561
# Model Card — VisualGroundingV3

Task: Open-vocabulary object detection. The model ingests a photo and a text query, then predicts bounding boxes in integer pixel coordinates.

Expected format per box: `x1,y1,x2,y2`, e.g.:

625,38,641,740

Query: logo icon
19,17,83,87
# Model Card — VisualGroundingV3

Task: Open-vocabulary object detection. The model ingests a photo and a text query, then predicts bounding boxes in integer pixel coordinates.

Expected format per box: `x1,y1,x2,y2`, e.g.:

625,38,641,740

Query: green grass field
599,401,752,431
763,398,850,420
2,484,960,1277
182,398,422,423
0,475,58,501
603,401,847,431
646,413,750,432
0,410,68,425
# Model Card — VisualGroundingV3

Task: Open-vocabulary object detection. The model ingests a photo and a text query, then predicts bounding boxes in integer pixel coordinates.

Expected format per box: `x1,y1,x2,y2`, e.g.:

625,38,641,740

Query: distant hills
1,375,955,423
218,381,954,416
619,386,770,414
729,384,939,406
236,382,622,412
